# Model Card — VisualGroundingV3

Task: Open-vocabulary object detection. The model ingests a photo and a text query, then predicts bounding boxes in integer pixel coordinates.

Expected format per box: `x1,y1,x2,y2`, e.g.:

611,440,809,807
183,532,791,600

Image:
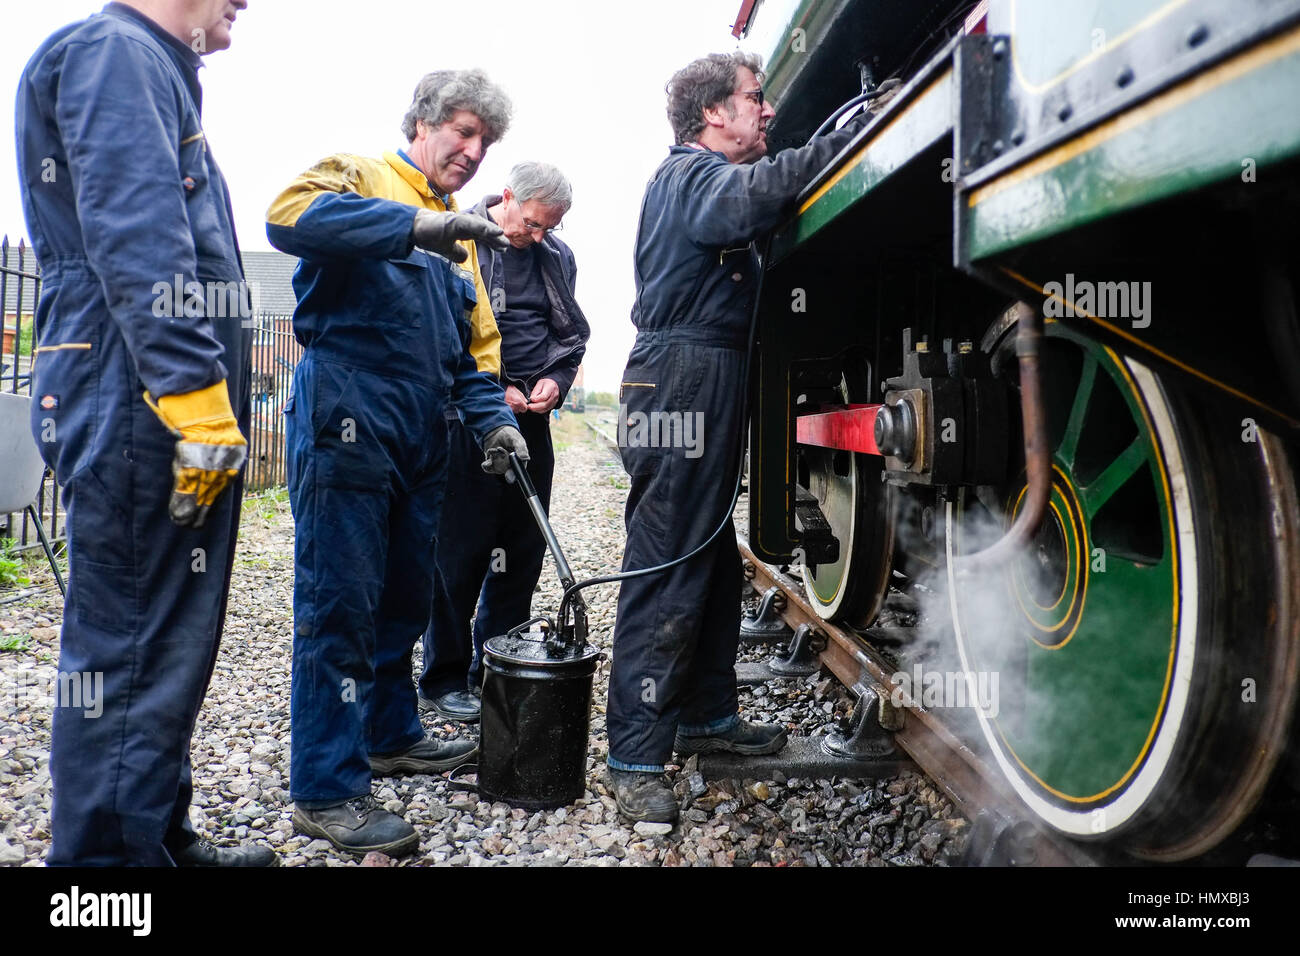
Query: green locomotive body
736,0,1300,860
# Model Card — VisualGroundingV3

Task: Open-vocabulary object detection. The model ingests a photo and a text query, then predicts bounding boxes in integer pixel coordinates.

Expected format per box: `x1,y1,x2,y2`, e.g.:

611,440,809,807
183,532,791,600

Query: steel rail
737,534,1096,866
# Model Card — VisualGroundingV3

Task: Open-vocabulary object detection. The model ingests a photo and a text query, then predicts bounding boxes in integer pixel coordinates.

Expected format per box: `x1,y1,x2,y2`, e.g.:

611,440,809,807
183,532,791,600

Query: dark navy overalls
16,5,251,864
607,120,866,770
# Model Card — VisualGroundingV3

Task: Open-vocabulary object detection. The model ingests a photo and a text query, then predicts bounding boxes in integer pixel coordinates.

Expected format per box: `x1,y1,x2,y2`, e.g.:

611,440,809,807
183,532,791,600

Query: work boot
369,735,477,776
292,795,419,858
674,718,788,757
171,839,279,867
607,768,678,825
417,689,481,723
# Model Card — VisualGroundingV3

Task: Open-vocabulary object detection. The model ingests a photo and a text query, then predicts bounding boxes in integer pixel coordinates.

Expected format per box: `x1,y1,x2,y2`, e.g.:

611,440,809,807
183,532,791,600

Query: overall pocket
30,311,101,481
367,251,444,327
618,362,660,479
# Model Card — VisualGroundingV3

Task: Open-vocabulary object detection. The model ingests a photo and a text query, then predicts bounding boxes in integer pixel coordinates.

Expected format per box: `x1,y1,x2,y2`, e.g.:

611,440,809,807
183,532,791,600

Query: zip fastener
620,382,656,388
34,343,92,354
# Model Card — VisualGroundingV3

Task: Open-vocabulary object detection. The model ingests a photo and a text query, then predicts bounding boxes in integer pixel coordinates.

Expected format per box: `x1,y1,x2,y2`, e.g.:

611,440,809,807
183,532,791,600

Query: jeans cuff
293,794,365,811
678,712,739,736
607,757,666,773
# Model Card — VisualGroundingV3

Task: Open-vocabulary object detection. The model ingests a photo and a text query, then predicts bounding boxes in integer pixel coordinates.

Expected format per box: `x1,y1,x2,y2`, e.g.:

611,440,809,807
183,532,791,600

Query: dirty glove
144,381,247,528
481,425,529,475
413,210,509,263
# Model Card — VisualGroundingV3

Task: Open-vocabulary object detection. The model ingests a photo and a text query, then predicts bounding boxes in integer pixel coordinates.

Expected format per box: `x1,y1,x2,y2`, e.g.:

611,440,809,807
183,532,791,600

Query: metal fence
2,236,302,556
245,313,301,491
1,235,61,554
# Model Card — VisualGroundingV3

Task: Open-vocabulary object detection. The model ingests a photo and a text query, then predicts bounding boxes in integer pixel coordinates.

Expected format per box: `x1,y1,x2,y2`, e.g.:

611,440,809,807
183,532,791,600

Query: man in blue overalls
607,53,869,823
267,70,527,857
15,1,273,865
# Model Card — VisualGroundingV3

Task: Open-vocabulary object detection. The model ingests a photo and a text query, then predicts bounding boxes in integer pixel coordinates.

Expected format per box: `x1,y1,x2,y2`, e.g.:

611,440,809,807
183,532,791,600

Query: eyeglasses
738,88,765,108
514,195,564,236
523,217,563,236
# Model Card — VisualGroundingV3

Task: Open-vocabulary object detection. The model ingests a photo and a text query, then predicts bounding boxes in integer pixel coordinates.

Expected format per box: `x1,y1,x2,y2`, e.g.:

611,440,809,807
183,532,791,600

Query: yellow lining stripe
798,69,953,215
180,132,205,146
1001,267,1300,428
970,22,1300,208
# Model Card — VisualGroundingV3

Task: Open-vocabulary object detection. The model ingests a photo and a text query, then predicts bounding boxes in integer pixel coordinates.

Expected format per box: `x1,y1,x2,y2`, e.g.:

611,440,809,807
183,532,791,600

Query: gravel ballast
0,413,968,866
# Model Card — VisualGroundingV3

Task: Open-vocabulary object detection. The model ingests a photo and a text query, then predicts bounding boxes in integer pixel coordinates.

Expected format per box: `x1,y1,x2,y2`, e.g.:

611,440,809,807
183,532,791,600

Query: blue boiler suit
15,5,251,864
608,119,868,771
266,152,515,807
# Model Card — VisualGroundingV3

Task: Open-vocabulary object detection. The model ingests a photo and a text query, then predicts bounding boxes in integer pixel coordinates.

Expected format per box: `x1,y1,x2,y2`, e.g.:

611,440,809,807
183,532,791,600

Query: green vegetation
243,485,290,521
587,391,617,408
606,475,629,490
0,634,30,653
3,322,35,358
0,538,31,589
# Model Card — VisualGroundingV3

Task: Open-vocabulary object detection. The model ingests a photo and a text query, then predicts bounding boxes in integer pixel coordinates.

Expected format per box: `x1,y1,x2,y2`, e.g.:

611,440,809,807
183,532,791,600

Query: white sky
0,0,754,392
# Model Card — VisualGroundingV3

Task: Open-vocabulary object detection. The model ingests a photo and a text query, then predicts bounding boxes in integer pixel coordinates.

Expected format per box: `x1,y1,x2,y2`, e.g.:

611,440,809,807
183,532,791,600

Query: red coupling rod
796,404,885,456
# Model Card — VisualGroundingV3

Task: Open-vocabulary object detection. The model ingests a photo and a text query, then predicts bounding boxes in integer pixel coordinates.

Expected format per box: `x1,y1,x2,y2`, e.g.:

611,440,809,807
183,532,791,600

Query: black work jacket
468,196,590,401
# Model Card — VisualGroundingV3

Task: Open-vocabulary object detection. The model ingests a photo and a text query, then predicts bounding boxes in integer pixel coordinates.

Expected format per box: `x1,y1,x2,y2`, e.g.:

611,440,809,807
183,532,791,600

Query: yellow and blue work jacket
266,150,512,439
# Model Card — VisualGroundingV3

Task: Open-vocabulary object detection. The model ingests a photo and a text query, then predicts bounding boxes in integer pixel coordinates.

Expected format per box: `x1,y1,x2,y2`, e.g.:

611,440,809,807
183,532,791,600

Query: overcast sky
0,0,755,392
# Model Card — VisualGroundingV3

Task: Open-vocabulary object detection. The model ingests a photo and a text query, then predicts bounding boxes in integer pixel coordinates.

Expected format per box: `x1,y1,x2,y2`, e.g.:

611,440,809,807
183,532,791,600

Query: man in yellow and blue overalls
267,69,527,857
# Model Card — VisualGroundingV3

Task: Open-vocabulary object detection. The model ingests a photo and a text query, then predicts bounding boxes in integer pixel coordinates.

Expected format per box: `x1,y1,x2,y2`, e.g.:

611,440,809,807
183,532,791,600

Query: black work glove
412,210,509,263
481,425,529,475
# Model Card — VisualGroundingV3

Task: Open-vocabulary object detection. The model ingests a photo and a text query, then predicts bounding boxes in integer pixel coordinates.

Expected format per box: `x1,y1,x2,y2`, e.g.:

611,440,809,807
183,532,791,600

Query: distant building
242,249,300,318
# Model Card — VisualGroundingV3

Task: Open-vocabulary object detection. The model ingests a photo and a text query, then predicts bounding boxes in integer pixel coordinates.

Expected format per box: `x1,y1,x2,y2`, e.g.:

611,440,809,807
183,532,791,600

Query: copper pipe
956,302,1049,570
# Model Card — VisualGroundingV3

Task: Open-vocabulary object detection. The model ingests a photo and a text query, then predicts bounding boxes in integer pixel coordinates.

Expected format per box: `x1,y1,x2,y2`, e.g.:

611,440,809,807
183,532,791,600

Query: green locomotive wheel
799,368,895,627
947,320,1300,859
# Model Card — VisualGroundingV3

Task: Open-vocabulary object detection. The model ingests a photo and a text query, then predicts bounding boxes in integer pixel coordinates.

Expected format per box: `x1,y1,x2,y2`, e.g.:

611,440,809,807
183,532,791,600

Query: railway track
736,541,1098,866
583,414,1094,865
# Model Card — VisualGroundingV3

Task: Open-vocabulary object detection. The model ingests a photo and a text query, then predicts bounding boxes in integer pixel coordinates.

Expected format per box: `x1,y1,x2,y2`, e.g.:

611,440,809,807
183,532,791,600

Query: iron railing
1,235,61,554
245,313,301,491
2,236,303,555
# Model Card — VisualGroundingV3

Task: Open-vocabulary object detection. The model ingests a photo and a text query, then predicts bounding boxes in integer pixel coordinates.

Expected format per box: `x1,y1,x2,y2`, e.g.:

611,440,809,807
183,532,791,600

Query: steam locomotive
735,0,1300,860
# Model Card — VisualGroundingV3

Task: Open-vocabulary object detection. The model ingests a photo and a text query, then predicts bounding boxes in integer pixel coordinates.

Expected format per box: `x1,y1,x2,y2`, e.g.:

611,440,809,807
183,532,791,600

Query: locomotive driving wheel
798,366,895,627
946,318,1300,860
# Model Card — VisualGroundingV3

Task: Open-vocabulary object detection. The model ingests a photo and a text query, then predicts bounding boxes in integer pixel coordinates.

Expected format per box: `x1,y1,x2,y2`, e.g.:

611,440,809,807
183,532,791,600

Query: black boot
417,689,481,723
369,735,477,776
674,718,788,757
292,795,419,857
171,839,279,867
607,768,678,824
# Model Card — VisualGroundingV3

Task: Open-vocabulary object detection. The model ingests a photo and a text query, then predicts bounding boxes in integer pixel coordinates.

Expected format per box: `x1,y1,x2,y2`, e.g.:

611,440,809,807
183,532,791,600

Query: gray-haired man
420,162,590,720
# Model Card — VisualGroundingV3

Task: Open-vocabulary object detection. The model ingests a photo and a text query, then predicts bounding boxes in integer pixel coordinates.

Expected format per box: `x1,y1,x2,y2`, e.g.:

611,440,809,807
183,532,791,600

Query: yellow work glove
144,381,248,528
